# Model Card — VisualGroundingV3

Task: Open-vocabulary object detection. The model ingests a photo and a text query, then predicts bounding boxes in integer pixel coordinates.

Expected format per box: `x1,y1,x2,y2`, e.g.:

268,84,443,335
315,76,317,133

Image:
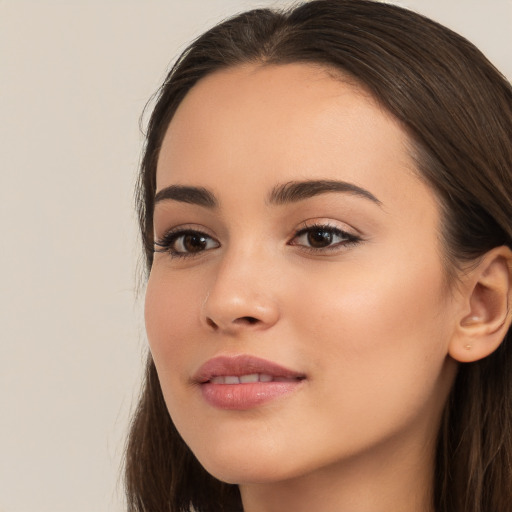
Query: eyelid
292,218,361,238
154,222,218,241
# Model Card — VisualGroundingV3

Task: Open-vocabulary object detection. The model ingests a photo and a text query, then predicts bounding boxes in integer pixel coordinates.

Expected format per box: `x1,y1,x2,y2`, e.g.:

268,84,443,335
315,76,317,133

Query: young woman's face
146,64,459,486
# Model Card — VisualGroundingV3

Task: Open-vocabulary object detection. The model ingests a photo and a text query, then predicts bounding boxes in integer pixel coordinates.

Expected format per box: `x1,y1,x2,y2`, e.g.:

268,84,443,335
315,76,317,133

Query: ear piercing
464,344,472,350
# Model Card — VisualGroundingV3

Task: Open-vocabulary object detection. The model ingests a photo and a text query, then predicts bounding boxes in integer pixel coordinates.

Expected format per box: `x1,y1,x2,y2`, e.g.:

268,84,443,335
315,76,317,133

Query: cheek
295,253,451,352
290,257,454,425
144,267,203,389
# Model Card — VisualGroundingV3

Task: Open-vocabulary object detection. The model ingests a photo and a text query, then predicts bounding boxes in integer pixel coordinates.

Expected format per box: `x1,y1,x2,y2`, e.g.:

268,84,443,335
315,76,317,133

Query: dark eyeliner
290,223,361,251
154,228,217,258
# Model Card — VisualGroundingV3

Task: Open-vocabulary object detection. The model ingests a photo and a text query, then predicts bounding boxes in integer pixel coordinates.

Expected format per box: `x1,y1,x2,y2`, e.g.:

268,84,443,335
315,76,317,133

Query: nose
201,247,280,334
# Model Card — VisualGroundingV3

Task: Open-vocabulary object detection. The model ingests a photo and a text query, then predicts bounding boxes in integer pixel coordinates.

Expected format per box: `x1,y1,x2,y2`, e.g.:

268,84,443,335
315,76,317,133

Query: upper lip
193,354,305,383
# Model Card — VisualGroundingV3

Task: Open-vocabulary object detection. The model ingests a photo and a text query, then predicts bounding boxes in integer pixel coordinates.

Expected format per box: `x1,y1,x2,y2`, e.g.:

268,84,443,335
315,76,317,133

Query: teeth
239,373,259,383
209,373,279,384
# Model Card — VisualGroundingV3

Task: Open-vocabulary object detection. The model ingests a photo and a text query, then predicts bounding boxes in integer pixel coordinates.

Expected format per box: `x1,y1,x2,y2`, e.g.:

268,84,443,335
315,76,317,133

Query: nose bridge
202,238,280,331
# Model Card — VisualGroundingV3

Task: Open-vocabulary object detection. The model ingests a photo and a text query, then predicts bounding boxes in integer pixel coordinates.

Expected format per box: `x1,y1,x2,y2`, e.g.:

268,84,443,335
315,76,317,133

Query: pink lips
193,355,305,410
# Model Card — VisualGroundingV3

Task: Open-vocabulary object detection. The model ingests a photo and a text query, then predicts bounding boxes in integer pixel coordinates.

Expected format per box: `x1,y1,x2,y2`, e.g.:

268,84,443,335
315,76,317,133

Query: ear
449,246,512,363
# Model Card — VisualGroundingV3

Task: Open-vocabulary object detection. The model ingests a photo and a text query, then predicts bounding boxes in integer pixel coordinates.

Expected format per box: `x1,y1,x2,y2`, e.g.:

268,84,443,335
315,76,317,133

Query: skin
145,63,466,512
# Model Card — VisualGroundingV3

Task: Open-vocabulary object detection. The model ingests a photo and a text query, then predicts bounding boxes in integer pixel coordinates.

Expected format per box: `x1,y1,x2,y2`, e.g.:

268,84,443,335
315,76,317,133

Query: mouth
193,354,306,410
209,373,302,384
193,354,306,384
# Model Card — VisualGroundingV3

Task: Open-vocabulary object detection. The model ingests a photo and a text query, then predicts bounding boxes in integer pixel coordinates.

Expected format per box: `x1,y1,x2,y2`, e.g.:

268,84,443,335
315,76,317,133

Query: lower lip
200,381,302,410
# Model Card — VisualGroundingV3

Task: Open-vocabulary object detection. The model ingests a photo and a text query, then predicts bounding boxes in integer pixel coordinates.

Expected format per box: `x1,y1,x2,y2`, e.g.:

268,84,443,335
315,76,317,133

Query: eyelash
154,223,361,259
290,223,361,253
154,228,219,259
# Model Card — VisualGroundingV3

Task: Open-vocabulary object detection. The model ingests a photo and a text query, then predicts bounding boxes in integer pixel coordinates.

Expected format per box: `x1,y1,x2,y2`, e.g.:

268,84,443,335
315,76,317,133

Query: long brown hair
125,1,512,510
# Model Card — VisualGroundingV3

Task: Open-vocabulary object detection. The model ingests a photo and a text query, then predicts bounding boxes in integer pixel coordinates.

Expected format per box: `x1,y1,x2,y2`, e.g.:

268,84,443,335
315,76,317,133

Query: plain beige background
1,1,511,511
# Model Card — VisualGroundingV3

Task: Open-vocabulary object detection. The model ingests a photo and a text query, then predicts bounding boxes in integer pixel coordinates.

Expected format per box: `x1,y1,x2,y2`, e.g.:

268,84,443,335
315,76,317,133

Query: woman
125,1,512,510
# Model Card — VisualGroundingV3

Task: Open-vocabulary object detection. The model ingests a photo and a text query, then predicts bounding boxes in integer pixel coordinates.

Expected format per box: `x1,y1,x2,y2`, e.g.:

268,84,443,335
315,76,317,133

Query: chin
200,459,299,486
188,438,309,485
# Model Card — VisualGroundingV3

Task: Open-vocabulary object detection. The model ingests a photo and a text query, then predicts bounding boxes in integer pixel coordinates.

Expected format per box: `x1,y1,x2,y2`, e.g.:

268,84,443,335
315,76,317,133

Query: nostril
206,317,218,330
235,316,259,325
205,315,261,330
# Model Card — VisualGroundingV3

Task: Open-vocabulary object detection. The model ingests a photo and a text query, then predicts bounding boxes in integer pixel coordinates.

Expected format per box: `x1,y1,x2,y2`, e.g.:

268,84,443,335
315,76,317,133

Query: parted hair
125,1,512,510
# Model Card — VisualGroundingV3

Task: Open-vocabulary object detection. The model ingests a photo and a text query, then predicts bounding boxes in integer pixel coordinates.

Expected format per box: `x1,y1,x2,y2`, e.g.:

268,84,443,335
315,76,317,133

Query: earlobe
449,246,512,363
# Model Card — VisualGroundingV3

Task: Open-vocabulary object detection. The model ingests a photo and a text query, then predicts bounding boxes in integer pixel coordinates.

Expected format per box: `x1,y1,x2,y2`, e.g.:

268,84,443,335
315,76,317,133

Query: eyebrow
153,179,381,209
268,179,382,206
154,185,218,208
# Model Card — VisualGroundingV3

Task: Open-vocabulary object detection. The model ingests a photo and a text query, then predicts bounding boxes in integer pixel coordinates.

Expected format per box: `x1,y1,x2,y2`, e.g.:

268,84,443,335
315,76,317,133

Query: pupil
184,234,207,252
308,229,332,248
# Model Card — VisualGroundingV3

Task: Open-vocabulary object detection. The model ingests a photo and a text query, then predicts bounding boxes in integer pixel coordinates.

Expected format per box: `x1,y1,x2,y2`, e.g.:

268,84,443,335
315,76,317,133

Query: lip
193,355,305,410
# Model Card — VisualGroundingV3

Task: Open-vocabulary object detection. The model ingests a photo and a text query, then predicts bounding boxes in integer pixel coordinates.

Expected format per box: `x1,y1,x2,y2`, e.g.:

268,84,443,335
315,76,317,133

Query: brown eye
154,229,220,257
307,228,334,248
181,233,209,253
290,224,359,251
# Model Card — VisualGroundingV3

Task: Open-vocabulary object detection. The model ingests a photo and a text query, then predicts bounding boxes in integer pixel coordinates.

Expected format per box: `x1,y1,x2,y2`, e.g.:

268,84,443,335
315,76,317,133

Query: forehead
156,63,428,215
